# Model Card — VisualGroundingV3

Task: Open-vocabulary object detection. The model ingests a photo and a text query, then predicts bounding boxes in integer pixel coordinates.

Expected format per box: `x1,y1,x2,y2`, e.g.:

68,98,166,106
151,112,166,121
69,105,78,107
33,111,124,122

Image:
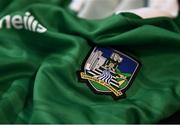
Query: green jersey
0,0,180,124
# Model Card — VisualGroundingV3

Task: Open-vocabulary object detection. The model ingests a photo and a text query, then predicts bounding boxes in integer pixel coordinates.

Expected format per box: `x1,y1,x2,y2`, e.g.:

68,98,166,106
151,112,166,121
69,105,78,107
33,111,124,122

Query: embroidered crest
79,47,141,99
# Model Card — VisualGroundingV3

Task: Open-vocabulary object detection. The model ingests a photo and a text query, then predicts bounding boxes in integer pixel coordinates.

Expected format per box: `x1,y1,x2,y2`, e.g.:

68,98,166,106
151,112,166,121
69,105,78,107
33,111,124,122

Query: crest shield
79,47,141,99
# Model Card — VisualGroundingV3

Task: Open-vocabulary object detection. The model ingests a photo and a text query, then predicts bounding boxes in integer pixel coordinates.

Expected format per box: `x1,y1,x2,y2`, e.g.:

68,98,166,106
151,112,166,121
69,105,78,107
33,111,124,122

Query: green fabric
0,0,180,124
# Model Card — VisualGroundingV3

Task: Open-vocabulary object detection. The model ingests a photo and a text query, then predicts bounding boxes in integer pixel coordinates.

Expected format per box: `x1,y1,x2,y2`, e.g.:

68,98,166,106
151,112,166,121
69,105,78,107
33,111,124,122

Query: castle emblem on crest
79,47,141,99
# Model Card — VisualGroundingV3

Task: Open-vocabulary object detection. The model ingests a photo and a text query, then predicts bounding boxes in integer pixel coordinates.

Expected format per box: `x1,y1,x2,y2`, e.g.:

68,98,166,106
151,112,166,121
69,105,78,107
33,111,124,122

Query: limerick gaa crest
79,47,141,99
